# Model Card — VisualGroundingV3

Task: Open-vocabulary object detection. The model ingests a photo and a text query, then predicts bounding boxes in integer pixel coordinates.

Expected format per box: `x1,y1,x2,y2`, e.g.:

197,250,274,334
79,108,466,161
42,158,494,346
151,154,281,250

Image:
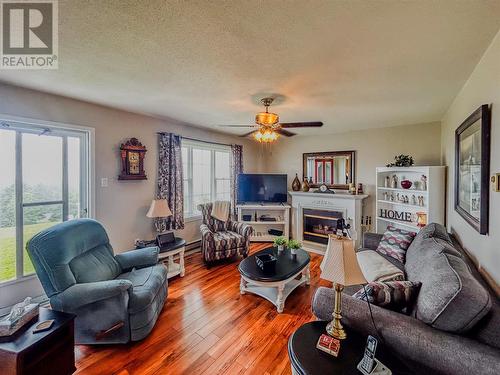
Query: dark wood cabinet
0,308,76,375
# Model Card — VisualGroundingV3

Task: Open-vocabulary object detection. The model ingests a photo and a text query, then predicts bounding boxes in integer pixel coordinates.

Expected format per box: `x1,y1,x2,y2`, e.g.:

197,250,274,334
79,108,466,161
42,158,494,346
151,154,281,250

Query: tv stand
237,204,290,242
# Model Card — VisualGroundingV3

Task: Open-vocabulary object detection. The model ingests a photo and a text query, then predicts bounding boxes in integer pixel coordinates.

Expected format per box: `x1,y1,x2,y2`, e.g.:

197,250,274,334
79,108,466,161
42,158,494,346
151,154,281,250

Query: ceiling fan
220,97,323,143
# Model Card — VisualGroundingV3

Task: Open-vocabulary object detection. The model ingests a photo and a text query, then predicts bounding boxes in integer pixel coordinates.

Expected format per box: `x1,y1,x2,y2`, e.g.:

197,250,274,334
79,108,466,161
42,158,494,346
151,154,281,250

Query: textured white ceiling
1,0,500,136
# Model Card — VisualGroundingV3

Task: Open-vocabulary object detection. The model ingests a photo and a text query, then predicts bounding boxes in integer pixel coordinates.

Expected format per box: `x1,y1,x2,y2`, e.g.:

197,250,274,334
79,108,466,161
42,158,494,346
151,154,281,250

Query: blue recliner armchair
26,219,168,344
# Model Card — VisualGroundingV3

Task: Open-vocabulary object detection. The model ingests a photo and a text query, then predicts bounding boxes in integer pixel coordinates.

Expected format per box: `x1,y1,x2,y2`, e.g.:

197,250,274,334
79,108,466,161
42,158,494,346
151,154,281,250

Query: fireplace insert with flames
303,208,343,245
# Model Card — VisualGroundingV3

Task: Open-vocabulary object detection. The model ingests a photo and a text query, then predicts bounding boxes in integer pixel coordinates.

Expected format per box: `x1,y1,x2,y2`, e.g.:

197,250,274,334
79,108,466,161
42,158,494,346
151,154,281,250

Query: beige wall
263,122,442,220
0,83,265,251
441,30,500,283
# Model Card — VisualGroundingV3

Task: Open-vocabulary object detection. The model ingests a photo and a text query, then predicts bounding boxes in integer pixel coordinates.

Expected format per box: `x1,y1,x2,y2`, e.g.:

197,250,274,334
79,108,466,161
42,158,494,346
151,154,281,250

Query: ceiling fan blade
240,131,257,137
276,128,296,137
218,125,255,128
280,122,323,128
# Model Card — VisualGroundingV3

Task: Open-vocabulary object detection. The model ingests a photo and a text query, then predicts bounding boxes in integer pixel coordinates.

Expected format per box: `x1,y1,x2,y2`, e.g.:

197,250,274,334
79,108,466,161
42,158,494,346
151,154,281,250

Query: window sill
184,215,202,223
0,273,38,288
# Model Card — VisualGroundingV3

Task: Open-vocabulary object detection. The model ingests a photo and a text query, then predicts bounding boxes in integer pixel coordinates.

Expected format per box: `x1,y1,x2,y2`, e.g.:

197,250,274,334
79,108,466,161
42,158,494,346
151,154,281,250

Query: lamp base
326,283,347,340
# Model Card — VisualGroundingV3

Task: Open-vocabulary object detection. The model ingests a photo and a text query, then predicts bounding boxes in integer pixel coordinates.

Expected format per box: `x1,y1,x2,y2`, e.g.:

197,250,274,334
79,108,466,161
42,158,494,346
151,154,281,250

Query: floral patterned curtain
156,133,184,230
230,144,243,218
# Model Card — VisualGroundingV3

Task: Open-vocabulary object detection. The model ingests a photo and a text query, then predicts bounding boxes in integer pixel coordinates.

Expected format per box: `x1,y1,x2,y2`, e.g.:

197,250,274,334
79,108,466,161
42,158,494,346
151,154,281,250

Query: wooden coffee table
238,247,310,313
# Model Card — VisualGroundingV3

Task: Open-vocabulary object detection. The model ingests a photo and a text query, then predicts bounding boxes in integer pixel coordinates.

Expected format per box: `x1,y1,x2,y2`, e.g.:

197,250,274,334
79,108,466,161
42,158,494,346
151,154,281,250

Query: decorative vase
291,248,297,255
301,178,310,192
401,180,412,189
277,245,284,252
292,174,301,191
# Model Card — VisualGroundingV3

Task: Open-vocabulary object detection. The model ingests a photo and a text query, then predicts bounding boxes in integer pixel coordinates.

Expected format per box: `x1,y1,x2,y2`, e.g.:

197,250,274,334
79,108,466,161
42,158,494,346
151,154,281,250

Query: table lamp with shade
146,199,172,233
320,236,366,340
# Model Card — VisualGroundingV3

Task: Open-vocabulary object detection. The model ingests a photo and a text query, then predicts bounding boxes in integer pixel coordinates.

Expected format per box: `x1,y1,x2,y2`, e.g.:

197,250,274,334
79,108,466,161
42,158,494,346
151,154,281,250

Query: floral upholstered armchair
198,203,253,266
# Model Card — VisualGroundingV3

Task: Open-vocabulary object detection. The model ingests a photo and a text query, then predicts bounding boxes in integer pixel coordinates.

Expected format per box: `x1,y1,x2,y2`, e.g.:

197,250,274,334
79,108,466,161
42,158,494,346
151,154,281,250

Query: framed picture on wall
454,104,491,235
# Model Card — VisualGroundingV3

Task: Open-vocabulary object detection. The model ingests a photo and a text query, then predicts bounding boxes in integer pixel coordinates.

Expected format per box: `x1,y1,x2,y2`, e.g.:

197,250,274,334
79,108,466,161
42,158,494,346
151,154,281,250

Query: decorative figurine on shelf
357,183,364,194
390,175,398,189
386,154,414,167
418,196,424,206
383,192,388,201
348,183,357,195
412,195,417,205
390,193,395,201
385,175,390,188
421,175,427,191
292,174,301,191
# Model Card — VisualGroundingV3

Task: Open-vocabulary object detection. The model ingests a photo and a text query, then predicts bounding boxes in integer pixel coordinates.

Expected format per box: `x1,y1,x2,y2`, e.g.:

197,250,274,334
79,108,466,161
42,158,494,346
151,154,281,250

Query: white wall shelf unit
375,166,446,234
236,204,290,242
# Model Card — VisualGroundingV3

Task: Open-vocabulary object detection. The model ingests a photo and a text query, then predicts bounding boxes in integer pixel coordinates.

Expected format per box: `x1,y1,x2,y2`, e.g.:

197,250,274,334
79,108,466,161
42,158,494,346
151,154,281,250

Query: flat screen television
237,174,288,203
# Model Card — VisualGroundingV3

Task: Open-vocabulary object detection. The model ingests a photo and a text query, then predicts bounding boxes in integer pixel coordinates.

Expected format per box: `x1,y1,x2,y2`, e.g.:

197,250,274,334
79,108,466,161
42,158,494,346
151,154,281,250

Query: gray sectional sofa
312,223,500,375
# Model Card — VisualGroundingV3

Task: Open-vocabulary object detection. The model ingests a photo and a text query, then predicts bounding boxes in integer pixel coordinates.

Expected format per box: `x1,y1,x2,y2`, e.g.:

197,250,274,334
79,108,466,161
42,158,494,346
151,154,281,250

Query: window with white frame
0,118,92,293
182,140,231,218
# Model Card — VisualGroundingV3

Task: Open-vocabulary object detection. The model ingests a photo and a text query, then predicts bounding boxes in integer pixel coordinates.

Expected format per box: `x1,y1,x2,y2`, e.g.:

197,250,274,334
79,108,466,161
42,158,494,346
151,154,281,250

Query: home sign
379,209,412,223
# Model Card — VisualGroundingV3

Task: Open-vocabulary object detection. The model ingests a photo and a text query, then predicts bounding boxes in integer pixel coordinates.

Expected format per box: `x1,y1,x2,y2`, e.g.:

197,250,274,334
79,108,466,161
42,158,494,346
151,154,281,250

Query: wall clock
118,138,147,180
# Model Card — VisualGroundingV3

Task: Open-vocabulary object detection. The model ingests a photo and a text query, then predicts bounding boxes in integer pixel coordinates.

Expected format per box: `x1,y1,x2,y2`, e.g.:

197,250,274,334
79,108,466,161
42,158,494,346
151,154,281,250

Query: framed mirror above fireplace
303,150,355,190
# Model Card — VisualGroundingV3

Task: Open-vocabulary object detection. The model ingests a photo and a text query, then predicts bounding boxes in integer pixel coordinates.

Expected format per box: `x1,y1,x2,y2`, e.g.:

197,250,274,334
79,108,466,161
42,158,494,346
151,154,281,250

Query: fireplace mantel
288,191,368,200
288,191,368,254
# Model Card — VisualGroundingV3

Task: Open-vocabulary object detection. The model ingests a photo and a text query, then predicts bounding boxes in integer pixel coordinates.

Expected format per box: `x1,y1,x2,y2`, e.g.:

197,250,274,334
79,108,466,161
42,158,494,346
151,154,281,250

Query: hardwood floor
75,244,330,375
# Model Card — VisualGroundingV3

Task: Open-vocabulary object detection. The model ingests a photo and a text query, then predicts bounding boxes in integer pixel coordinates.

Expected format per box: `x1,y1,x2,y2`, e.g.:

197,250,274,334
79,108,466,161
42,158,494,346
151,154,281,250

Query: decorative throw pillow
353,281,422,312
376,226,416,263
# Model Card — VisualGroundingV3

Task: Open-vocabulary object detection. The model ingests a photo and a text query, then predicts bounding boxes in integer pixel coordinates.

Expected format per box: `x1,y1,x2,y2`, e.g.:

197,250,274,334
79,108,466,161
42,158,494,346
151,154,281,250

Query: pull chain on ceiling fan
219,97,323,143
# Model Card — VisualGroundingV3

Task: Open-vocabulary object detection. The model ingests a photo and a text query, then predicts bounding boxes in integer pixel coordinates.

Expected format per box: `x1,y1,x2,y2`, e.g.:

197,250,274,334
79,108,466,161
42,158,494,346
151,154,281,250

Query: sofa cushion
405,223,457,266
414,222,452,243
116,264,168,314
376,225,416,263
405,237,492,333
356,250,404,282
70,244,121,283
353,280,421,312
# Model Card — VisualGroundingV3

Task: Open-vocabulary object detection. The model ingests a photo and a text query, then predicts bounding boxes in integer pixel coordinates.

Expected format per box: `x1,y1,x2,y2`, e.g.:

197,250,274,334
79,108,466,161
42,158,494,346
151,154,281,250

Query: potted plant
273,236,288,252
386,154,414,167
287,239,302,255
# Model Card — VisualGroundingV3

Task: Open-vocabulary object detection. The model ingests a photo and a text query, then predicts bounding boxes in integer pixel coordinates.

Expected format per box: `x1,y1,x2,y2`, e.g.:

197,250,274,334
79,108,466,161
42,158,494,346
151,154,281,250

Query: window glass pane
216,179,231,201
215,151,230,179
183,178,190,213
182,147,188,177
0,129,16,282
68,137,81,219
23,204,63,276
22,133,62,203
192,148,211,212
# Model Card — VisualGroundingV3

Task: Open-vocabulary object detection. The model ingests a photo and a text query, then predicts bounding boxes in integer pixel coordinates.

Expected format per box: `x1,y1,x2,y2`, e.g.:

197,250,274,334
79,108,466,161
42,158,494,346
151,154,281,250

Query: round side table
288,321,414,375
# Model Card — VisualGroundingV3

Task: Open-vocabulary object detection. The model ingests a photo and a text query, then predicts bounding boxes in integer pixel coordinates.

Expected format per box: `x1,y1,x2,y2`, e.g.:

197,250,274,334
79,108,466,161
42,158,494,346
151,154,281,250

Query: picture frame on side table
454,104,491,235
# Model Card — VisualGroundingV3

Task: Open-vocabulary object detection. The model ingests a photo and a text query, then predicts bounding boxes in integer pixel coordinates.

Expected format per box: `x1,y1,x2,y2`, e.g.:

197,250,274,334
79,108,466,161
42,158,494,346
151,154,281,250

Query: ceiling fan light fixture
253,129,279,143
255,111,279,125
